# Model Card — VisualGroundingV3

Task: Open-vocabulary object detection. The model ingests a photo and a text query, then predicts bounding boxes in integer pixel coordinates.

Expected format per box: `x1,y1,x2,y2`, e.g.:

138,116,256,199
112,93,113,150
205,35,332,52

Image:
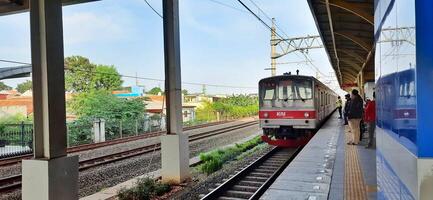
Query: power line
236,0,326,78
206,0,249,13
143,0,163,18
236,0,282,38
71,68,256,89
0,59,255,89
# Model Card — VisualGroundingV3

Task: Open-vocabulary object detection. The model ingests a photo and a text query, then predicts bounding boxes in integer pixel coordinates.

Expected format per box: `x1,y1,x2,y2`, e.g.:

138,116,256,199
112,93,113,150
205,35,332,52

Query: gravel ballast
0,119,259,200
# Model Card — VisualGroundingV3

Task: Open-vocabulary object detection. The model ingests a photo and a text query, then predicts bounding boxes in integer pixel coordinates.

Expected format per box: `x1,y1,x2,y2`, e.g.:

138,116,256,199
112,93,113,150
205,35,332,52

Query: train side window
320,92,322,106
328,94,330,105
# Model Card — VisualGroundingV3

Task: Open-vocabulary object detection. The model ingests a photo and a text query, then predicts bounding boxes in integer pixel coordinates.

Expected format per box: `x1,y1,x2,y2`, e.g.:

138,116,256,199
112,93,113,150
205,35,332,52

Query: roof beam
337,49,365,63
322,0,373,25
341,71,357,80
324,0,342,84
335,31,372,52
340,59,362,72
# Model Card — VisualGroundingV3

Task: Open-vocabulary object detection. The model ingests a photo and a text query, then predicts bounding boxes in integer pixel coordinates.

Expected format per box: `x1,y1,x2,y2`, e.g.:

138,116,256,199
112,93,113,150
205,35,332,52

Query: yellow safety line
344,126,368,200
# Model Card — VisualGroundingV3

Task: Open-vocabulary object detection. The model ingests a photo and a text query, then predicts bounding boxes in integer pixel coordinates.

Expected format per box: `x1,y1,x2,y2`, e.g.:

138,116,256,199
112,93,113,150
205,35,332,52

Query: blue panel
377,149,415,200
415,0,433,157
376,0,421,198
376,0,417,155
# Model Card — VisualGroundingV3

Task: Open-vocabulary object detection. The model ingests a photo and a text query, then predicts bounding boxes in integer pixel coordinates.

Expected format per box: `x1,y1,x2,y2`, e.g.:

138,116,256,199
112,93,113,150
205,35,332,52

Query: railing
0,123,33,159
0,112,257,158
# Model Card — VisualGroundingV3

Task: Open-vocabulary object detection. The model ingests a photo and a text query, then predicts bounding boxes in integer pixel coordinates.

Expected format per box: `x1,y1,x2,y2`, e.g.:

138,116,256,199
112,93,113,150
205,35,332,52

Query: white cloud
63,11,129,45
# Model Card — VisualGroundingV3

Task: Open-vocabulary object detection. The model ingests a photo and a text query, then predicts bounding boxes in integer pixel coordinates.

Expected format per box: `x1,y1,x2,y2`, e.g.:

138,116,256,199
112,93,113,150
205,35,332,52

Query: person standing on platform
336,96,343,119
343,94,351,125
364,92,376,148
346,89,363,145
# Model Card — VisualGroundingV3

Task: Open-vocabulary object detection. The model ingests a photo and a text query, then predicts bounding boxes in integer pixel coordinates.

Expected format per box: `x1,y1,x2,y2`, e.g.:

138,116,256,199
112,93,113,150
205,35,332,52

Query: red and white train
259,73,337,147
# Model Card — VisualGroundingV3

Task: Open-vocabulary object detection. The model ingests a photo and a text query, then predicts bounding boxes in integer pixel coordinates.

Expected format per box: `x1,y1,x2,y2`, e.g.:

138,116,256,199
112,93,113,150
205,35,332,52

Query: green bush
67,117,93,146
154,183,171,196
117,178,171,200
196,95,258,122
198,136,262,174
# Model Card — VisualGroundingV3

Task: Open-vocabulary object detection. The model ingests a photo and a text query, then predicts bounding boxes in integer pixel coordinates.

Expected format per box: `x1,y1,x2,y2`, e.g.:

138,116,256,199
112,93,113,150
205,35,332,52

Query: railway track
0,120,258,193
200,146,301,200
0,120,234,167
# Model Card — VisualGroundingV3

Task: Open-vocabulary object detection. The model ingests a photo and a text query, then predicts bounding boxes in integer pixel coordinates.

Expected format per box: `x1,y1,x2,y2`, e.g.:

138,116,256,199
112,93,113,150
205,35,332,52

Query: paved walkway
260,113,377,200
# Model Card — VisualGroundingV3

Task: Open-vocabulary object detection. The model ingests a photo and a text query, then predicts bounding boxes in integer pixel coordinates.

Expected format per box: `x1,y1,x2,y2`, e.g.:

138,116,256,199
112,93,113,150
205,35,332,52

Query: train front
258,75,317,147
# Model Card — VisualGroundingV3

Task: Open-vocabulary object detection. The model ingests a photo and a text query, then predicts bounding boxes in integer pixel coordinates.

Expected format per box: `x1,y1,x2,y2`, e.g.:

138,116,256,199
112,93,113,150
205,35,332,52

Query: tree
69,90,147,138
147,87,163,95
92,65,123,91
16,80,32,93
65,56,96,92
70,90,146,120
182,89,188,95
65,56,123,92
0,82,12,91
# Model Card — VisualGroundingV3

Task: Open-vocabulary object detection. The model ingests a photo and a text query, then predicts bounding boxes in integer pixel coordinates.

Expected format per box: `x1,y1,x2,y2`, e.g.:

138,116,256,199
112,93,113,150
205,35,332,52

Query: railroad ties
201,147,301,200
0,120,258,193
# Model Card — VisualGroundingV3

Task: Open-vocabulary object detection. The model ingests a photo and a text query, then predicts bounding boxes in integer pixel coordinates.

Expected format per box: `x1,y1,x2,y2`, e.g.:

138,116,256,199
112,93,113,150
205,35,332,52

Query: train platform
260,113,377,200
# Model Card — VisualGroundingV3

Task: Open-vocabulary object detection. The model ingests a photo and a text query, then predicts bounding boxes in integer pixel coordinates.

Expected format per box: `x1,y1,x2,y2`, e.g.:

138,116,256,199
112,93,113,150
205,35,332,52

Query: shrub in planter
117,178,171,200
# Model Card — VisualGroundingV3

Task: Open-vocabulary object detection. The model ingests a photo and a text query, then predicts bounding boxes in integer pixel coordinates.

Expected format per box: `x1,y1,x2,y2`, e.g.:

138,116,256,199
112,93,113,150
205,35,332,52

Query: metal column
160,0,190,184
22,1,78,199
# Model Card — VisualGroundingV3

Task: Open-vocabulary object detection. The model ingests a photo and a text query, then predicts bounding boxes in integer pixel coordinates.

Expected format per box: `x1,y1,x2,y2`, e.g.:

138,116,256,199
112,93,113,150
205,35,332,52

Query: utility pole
270,18,277,76
202,84,207,95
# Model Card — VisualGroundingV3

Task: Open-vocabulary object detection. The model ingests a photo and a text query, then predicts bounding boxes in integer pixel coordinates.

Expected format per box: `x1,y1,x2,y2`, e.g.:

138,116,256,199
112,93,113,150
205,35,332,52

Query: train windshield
261,82,276,100
278,80,312,100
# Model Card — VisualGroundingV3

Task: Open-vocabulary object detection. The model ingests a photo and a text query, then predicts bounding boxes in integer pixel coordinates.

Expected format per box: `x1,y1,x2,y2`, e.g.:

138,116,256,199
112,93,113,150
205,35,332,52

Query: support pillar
160,0,190,184
93,119,106,143
22,1,78,199
100,119,106,142
93,119,101,143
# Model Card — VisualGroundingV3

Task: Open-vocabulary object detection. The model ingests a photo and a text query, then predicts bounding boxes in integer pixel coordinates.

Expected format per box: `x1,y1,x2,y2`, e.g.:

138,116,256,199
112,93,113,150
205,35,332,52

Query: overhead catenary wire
236,0,330,80
0,59,255,89
206,0,249,13
143,0,163,18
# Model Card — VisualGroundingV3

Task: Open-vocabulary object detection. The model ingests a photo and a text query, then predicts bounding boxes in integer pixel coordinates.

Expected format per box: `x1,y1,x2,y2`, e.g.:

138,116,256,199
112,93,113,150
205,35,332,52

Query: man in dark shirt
346,89,363,145
343,94,351,125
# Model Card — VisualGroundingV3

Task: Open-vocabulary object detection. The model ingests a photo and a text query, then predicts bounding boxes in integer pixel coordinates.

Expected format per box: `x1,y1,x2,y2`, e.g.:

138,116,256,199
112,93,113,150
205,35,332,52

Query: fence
0,111,247,158
0,122,33,159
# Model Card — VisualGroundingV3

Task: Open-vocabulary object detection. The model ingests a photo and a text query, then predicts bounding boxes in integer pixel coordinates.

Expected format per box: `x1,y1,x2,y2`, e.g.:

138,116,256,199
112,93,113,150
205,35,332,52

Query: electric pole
270,18,277,76
202,84,207,95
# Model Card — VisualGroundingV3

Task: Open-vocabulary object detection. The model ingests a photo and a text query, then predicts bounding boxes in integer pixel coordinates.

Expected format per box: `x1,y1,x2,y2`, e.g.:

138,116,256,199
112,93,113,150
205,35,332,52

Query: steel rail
0,120,258,193
201,146,302,200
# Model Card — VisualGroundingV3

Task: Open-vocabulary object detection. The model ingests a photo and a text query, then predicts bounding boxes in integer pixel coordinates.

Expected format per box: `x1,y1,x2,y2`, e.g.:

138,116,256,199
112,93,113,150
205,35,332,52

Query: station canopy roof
307,0,374,89
0,0,98,16
0,65,31,80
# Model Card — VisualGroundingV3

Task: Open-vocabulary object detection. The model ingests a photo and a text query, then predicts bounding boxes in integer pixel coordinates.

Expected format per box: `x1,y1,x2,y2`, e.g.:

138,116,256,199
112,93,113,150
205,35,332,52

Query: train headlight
263,112,269,118
304,112,310,118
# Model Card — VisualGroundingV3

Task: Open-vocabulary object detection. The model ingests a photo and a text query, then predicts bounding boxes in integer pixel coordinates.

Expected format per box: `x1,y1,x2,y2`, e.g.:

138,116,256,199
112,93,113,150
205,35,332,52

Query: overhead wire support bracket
271,35,323,59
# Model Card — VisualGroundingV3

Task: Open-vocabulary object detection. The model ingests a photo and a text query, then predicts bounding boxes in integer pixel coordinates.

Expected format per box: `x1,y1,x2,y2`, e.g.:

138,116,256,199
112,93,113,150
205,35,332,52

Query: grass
117,178,171,200
197,136,263,175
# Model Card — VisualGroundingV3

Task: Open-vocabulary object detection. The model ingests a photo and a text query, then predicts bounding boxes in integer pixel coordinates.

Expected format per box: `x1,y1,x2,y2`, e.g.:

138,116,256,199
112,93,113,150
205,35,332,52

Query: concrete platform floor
260,113,377,200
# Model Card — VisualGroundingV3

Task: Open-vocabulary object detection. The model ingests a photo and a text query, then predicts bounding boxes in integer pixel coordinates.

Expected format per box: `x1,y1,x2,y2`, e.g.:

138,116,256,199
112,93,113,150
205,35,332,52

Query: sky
0,0,344,95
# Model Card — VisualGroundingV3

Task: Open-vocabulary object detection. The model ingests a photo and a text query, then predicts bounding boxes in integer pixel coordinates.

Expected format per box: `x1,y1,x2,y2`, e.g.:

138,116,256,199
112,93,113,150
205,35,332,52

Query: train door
320,92,325,121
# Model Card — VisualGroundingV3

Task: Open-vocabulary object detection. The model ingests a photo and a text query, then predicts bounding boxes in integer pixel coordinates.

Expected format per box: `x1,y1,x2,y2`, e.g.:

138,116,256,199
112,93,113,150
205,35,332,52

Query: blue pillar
415,0,433,158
